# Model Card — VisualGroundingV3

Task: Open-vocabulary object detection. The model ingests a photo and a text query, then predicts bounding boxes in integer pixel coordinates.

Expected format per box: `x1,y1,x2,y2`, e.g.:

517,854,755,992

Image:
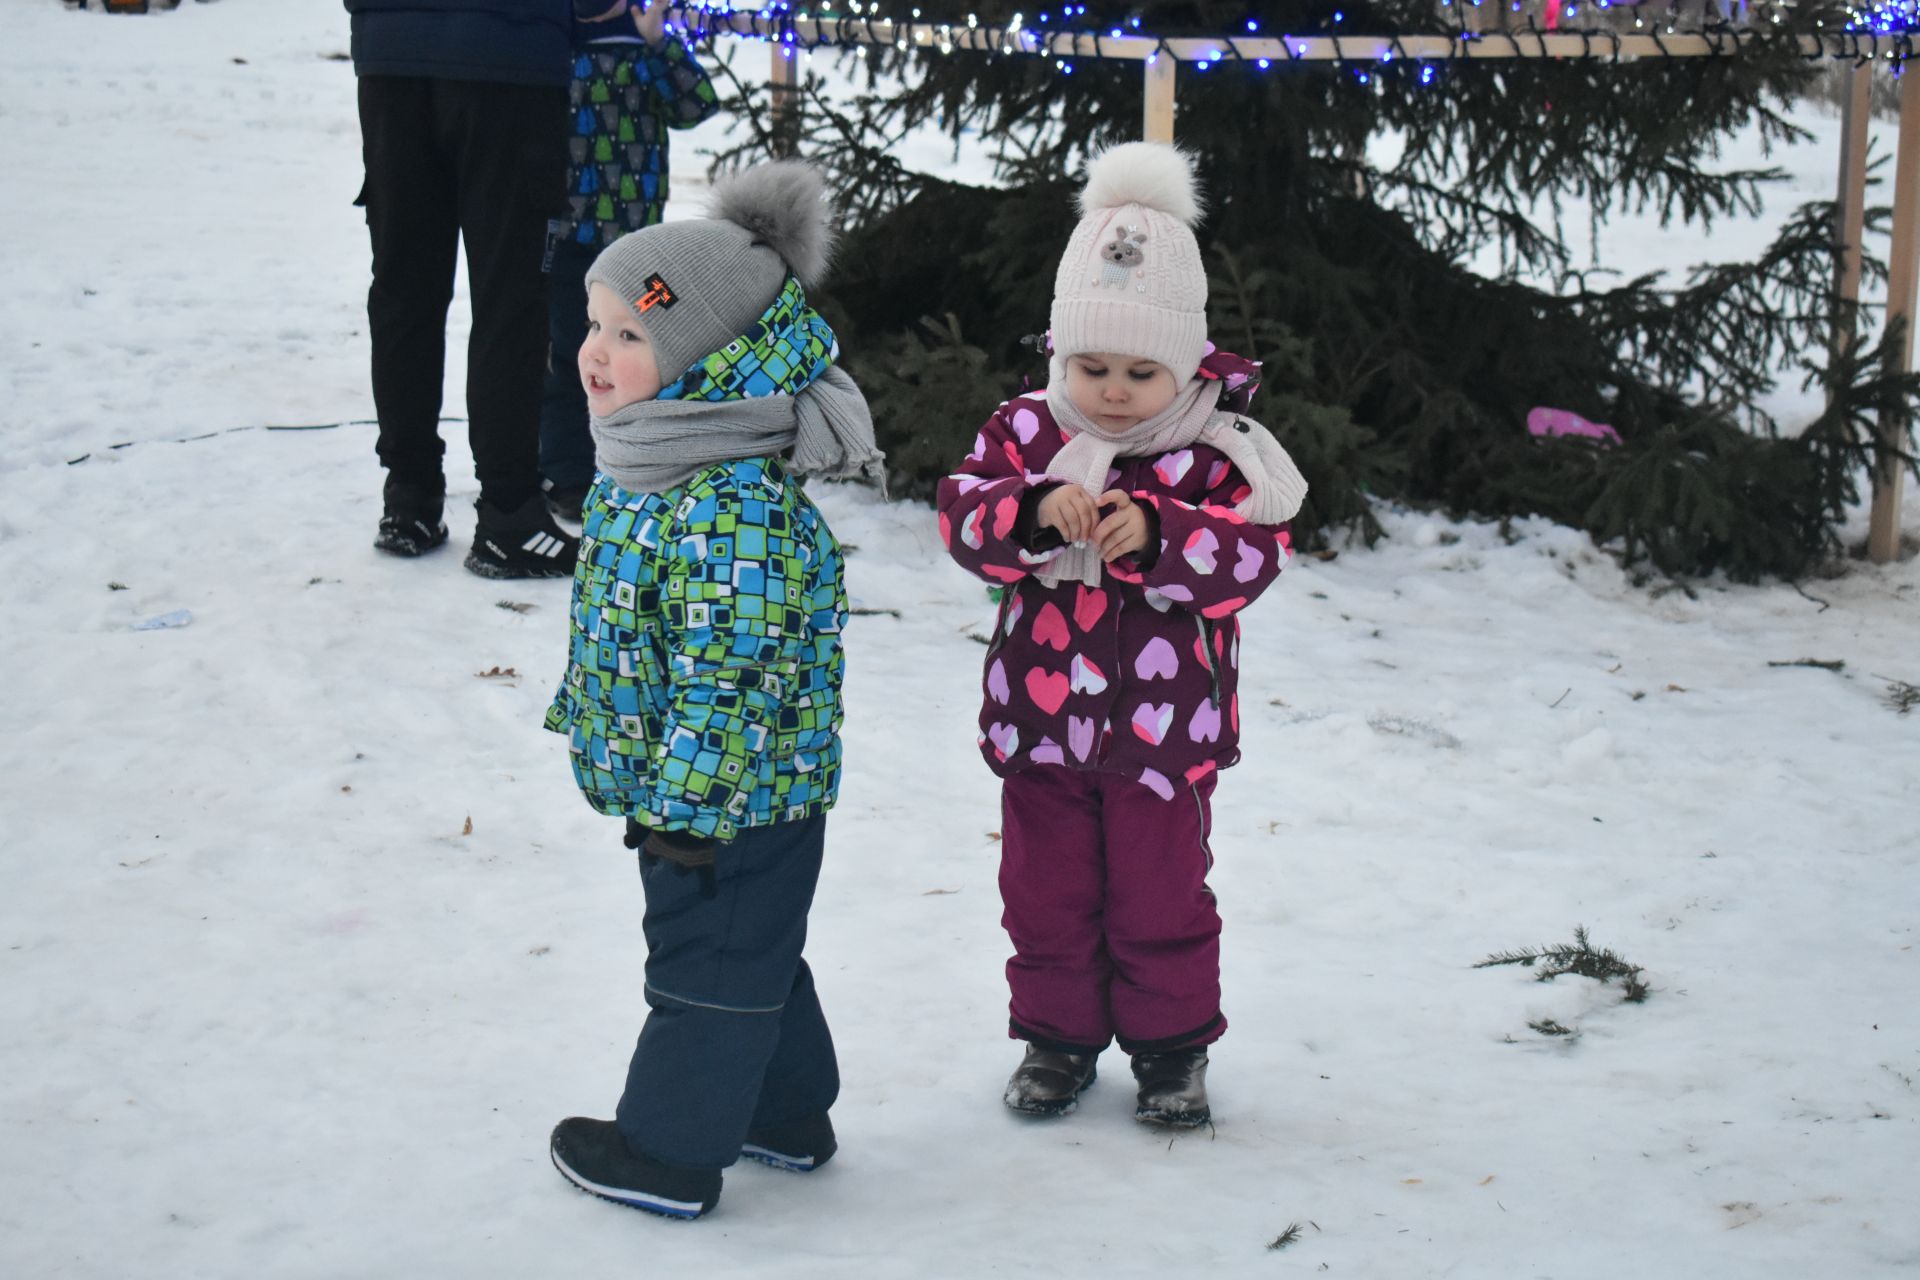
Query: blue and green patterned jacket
544,458,846,840
557,34,720,249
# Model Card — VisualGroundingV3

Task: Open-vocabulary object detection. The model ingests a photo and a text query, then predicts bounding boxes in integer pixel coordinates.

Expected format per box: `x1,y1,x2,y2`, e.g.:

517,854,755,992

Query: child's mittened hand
646,829,720,868
1094,490,1150,562
1037,485,1101,544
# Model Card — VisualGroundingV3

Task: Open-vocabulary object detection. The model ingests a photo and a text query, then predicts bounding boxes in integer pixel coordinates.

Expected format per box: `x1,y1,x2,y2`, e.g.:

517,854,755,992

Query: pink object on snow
1527,406,1621,446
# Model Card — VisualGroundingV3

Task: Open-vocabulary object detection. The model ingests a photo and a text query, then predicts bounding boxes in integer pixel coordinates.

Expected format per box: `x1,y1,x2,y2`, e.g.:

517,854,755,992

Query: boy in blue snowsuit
544,160,882,1220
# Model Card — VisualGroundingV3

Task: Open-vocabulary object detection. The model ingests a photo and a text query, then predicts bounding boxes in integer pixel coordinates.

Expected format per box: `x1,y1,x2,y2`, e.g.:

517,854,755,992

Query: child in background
937,143,1307,1129
544,160,882,1219
541,0,719,518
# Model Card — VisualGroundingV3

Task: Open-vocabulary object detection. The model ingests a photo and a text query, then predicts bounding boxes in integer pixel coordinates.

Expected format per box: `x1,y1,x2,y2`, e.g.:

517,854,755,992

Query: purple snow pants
998,765,1226,1055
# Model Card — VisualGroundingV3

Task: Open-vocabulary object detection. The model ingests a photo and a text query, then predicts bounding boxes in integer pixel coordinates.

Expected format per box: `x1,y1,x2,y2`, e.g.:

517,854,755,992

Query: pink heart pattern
960,507,984,551
1154,450,1193,488
1029,737,1065,766
1032,602,1070,651
1131,702,1174,745
1134,636,1178,681
1025,669,1069,715
1234,540,1264,583
987,659,1010,704
1010,407,1041,444
1188,700,1221,743
1072,585,1107,632
1138,767,1175,801
1067,715,1096,761
992,496,1019,539
986,722,1019,760
1183,526,1218,574
1069,653,1107,695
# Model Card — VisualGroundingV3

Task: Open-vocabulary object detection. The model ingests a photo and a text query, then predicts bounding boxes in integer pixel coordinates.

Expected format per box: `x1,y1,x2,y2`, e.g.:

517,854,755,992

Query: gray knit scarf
589,365,882,495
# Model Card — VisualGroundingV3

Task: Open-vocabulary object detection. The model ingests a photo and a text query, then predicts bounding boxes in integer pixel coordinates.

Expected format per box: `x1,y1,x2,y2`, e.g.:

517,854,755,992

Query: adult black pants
356,75,567,510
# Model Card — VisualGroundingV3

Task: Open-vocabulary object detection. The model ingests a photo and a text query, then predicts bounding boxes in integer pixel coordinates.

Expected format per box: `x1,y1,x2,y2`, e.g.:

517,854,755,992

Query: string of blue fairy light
652,0,1920,83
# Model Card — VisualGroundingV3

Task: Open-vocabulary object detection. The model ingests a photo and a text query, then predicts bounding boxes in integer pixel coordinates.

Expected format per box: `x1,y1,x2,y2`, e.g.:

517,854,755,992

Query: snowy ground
2,4,1917,1278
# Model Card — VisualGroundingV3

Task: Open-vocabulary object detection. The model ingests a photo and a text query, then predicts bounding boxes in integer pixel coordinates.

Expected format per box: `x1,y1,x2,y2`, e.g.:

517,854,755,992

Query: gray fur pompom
708,160,836,289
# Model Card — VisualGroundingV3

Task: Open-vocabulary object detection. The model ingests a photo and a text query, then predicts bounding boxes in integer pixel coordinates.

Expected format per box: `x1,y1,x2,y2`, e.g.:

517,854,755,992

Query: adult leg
1101,772,1226,1053
616,815,831,1169
356,75,458,504
539,237,600,498
445,79,567,511
999,767,1112,1053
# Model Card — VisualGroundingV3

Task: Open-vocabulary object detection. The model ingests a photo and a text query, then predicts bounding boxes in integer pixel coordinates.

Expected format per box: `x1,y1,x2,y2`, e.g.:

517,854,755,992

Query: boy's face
580,282,663,413
1063,352,1180,432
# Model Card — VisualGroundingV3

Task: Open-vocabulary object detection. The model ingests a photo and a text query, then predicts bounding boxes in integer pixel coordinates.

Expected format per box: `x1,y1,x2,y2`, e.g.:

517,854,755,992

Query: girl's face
1063,352,1179,432
580,282,663,413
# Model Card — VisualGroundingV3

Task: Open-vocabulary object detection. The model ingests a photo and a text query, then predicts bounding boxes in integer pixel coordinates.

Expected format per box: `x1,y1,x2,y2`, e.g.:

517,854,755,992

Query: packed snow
2,4,1916,1277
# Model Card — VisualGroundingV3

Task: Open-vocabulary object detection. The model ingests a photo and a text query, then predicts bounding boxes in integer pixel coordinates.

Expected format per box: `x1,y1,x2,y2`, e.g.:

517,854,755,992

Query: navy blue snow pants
615,814,839,1170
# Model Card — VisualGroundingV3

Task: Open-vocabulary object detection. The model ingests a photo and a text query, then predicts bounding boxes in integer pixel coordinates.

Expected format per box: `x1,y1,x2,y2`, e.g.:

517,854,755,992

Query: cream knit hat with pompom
1049,142,1208,384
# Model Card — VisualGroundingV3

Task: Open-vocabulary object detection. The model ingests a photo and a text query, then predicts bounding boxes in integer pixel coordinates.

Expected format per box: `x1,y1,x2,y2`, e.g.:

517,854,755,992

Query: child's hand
632,0,668,45
1093,490,1151,562
1037,485,1101,544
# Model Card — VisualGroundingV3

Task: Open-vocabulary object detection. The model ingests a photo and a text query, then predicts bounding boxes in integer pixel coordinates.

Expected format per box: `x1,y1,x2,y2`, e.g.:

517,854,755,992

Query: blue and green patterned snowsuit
544,458,846,841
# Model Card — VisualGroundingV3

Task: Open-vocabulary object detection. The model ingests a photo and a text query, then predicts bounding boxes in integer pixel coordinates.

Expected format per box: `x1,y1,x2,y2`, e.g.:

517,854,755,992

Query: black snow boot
1131,1048,1211,1128
740,1111,837,1172
549,1117,721,1220
1003,1045,1098,1117
465,492,579,579
373,478,447,558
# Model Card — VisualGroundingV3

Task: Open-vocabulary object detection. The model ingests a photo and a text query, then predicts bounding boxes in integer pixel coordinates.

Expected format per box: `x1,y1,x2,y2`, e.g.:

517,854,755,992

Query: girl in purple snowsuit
937,143,1308,1128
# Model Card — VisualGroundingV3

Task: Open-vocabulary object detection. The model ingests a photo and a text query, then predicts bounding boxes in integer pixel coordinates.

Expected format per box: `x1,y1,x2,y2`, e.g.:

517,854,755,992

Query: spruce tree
702,1,1920,580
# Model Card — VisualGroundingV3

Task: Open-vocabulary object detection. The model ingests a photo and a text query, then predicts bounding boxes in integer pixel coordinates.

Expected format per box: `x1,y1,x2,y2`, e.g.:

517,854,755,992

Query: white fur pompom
708,159,836,288
1079,141,1204,227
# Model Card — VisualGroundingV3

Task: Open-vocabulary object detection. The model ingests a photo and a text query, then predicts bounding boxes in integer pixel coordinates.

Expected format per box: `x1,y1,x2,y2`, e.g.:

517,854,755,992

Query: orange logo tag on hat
634,274,677,312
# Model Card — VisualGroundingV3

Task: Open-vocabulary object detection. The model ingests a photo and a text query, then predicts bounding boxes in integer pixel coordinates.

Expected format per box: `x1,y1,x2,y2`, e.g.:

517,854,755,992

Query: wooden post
1831,63,1871,380
1870,70,1920,563
1143,55,1175,143
770,45,800,158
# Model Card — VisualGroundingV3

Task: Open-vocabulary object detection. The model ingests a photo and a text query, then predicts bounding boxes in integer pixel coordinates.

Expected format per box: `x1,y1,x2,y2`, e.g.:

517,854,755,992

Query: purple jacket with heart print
936,367,1292,799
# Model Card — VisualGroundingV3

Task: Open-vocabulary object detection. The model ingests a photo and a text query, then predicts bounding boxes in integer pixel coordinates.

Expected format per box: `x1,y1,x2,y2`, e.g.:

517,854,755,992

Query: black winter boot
465,492,579,579
373,477,447,558
1131,1048,1211,1128
549,1117,721,1219
740,1111,837,1172
1003,1045,1098,1117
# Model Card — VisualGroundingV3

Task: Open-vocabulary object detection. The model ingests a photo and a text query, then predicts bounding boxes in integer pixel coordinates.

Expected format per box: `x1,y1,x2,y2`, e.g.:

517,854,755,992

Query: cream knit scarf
1039,358,1308,587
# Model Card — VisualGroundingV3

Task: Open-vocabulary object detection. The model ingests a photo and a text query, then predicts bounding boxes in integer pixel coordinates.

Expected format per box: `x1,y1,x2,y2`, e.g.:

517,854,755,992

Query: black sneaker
1131,1048,1210,1128
1003,1045,1098,1117
549,1117,721,1220
544,480,592,525
374,479,447,558
740,1111,837,1172
465,493,579,579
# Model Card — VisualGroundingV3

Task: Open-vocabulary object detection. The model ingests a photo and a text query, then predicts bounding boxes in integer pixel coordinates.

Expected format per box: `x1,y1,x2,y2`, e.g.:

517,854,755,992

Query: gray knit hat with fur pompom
585,160,836,386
